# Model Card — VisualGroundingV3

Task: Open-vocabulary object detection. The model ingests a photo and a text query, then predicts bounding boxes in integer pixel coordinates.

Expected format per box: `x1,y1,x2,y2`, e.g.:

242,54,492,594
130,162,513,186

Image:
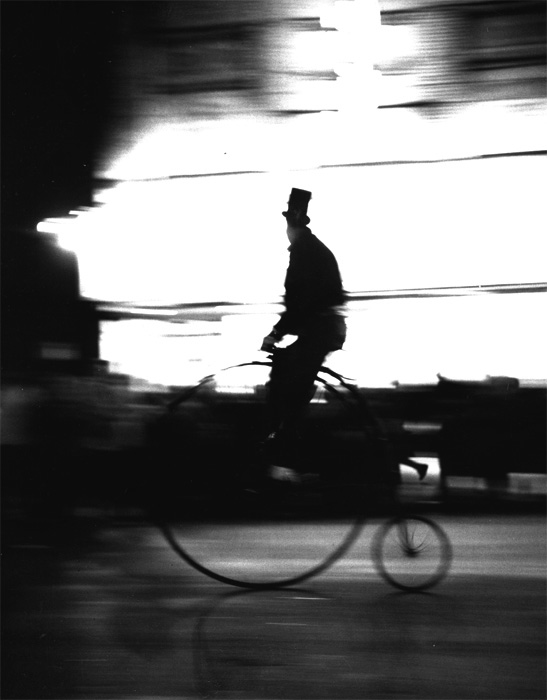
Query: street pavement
2,512,546,699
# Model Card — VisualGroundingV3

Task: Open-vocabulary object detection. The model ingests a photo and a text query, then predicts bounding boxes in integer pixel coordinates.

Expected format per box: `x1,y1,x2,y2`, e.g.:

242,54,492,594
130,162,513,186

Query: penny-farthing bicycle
146,355,452,592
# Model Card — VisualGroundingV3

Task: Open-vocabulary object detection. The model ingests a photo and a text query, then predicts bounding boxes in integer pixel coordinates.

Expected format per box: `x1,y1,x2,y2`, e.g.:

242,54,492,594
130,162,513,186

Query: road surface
2,512,545,699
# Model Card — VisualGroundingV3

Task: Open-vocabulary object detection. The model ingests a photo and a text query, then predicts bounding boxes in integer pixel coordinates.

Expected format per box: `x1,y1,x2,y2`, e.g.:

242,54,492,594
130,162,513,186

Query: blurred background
2,0,545,510
2,3,546,699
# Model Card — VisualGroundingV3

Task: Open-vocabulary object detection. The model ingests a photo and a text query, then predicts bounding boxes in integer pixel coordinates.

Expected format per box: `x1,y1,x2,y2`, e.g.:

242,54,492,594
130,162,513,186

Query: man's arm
261,326,283,352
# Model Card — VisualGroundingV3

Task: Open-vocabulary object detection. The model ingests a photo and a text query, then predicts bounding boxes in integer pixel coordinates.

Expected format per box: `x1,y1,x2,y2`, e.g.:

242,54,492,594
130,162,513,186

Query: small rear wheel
371,515,452,591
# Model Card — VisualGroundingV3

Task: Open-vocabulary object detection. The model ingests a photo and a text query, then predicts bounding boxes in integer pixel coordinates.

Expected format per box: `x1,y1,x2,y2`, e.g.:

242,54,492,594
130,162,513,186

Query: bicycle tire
149,359,372,589
156,514,366,590
371,515,452,592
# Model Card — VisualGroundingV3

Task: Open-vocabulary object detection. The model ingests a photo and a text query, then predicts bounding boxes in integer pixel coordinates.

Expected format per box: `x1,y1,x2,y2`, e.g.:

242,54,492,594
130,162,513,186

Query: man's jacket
274,228,346,347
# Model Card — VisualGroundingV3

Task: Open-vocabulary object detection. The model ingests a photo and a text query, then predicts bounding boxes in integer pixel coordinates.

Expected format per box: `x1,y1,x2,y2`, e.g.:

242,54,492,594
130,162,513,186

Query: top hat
282,188,311,225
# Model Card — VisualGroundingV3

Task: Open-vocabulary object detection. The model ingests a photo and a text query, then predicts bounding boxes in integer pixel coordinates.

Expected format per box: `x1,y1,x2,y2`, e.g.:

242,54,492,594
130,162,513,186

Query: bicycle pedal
268,465,301,483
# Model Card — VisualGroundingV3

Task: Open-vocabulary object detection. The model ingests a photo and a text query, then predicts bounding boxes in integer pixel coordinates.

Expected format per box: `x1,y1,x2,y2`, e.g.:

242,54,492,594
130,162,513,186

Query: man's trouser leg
269,339,330,436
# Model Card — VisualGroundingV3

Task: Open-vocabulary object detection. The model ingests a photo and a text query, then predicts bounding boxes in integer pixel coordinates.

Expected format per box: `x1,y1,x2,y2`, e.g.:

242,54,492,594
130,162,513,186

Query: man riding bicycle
260,189,347,478
260,188,428,484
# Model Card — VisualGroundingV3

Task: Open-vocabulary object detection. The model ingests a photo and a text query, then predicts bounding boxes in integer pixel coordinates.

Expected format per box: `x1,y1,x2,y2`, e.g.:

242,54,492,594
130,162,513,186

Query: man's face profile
286,221,301,245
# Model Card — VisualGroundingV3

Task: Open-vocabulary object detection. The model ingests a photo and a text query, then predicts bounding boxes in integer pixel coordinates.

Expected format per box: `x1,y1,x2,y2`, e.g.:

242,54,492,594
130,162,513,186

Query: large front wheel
371,515,452,592
148,360,371,589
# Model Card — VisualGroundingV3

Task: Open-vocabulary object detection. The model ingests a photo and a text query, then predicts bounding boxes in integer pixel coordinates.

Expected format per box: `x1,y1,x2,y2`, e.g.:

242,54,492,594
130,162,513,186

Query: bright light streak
340,291,547,387
378,24,418,63
97,288,546,388
215,385,255,395
320,0,381,40
37,154,546,309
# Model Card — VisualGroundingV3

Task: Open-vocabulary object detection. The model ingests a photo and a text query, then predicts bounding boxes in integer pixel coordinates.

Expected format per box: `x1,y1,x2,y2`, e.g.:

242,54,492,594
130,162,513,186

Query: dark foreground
2,512,546,700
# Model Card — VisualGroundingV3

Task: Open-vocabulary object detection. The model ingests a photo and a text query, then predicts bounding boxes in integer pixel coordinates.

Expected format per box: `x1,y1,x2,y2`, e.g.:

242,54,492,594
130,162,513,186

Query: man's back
281,229,345,335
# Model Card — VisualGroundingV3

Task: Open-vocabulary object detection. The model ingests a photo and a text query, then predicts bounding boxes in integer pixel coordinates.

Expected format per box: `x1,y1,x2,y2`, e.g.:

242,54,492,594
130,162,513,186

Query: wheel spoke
372,516,452,591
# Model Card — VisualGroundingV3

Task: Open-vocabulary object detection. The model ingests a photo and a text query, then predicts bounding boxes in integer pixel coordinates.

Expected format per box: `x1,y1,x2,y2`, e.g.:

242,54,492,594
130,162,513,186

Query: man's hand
261,333,278,352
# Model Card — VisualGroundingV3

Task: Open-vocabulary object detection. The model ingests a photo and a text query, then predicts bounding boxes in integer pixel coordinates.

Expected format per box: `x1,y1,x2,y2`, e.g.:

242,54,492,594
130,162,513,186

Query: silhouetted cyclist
260,188,347,480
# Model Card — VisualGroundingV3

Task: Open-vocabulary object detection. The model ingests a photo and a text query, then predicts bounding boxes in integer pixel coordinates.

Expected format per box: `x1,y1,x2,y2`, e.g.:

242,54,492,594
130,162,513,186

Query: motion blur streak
97,289,547,388
2,515,545,698
33,1,545,394
3,1,547,697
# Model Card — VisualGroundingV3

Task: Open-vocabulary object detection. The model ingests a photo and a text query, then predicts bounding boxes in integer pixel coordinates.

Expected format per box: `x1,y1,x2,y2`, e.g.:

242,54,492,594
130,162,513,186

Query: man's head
282,188,311,228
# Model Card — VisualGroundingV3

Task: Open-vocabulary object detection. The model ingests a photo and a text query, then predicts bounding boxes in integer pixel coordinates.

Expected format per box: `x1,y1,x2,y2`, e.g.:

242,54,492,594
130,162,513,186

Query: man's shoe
268,465,301,484
403,458,429,481
415,462,428,481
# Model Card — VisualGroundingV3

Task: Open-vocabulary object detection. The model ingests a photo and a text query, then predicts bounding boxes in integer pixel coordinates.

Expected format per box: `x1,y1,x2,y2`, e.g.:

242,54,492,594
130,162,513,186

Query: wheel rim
157,515,366,589
372,516,452,591
149,360,369,589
